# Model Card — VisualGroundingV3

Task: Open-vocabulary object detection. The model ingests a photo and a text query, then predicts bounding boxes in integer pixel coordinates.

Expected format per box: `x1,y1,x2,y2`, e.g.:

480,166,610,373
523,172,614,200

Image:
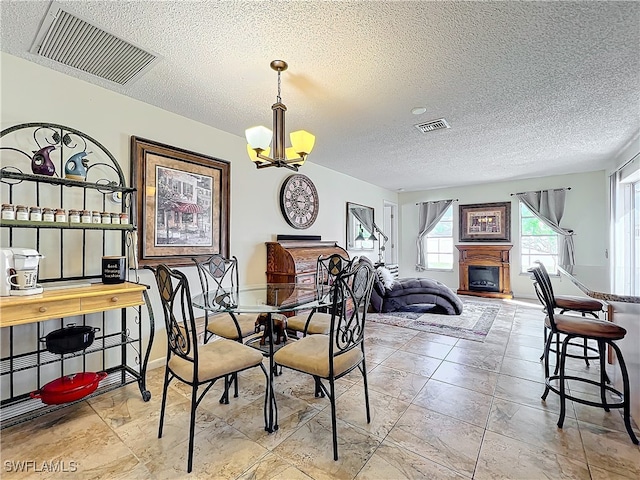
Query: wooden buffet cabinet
266,240,349,286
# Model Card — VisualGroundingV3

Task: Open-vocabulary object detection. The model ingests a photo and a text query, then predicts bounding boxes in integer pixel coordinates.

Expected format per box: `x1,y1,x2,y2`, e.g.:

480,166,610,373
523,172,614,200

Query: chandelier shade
245,60,315,171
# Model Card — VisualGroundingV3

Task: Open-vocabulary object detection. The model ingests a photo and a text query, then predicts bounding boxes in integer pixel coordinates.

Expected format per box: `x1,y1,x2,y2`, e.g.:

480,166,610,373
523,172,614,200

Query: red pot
30,371,108,405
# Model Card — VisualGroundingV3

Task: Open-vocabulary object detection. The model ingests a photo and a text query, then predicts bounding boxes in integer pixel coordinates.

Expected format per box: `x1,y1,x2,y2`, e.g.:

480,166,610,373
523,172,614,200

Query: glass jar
29,206,42,222
111,212,121,224
119,212,129,224
101,212,111,224
81,210,92,223
15,205,29,221
92,211,101,224
42,208,55,222
55,209,66,223
1,204,15,220
68,209,80,223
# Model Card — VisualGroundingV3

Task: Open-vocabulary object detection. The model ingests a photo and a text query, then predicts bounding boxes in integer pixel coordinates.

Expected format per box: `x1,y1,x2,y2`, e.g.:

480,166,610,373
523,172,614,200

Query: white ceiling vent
414,118,450,134
30,2,160,86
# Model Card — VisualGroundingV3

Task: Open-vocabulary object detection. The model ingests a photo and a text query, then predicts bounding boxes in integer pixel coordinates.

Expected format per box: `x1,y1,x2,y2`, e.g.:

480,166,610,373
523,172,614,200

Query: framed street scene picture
131,137,230,266
459,202,511,242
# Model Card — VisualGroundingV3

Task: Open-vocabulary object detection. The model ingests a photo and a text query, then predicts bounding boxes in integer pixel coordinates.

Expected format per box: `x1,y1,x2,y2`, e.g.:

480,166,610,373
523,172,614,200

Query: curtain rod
415,198,458,205
510,187,571,197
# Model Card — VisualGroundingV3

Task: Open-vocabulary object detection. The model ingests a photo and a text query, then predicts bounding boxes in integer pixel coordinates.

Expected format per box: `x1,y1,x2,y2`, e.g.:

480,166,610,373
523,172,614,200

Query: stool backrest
529,265,559,331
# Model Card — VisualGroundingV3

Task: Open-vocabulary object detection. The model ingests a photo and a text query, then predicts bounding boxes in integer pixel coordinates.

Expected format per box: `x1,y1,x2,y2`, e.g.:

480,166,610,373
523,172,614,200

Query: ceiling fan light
245,126,272,151
290,130,315,155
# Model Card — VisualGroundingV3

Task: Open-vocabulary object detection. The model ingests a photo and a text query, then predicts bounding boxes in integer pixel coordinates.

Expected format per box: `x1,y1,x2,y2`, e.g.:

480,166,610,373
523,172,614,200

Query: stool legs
547,334,638,445
609,341,639,445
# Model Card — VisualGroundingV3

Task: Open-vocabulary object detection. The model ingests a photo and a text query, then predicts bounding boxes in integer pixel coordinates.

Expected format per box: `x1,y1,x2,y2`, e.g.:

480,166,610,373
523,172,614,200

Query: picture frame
459,201,511,242
346,202,376,250
131,137,230,266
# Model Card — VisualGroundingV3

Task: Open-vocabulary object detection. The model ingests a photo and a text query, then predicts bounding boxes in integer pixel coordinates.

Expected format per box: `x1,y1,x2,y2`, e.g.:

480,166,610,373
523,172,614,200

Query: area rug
367,300,501,342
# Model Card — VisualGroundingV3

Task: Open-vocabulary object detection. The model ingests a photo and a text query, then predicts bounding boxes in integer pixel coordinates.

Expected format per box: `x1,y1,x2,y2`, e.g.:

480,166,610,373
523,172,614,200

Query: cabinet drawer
296,274,316,285
2,299,81,326
81,290,144,313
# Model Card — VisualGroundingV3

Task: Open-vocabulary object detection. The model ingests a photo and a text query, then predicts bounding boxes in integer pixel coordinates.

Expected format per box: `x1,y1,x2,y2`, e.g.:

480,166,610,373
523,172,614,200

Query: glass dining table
191,282,330,433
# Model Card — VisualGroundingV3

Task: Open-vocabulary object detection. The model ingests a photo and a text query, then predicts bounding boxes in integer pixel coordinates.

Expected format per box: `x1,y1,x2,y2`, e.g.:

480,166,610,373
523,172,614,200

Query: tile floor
1,296,639,479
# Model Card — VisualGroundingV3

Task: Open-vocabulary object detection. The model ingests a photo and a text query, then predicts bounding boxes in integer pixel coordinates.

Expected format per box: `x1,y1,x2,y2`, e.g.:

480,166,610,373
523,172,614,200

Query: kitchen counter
558,265,640,304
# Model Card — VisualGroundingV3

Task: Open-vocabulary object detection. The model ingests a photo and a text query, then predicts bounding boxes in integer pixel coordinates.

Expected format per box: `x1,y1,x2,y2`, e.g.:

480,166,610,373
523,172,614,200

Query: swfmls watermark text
4,460,78,473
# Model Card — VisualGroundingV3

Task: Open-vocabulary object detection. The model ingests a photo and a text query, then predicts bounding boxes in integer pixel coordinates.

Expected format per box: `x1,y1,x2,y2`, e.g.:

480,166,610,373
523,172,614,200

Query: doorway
382,201,398,265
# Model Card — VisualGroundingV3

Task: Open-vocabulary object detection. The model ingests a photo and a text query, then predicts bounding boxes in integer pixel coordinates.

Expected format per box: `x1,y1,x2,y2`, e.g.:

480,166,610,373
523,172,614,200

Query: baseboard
147,358,166,371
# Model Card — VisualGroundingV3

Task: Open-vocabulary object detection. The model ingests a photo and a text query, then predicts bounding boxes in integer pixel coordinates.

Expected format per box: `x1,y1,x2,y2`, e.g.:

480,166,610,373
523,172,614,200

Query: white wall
397,170,608,299
0,53,396,365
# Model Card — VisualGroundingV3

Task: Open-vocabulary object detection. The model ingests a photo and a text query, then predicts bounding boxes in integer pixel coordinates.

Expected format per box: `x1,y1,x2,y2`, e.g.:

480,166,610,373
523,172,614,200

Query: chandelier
245,60,315,171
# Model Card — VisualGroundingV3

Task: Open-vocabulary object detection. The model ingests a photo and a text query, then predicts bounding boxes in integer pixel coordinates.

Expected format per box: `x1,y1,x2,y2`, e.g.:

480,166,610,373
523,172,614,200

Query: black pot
40,325,100,354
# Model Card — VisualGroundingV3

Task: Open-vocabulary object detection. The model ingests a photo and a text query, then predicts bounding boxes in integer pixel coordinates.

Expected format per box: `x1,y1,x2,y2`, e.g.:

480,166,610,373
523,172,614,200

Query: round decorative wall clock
279,174,319,229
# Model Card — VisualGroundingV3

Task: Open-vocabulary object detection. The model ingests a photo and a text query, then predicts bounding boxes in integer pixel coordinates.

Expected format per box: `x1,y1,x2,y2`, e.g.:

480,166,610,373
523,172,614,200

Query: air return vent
414,118,450,134
30,2,160,86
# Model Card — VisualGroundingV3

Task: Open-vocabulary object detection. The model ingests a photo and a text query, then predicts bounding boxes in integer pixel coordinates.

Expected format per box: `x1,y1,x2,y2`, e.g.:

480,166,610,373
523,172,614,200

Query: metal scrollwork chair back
150,264,271,473
273,258,375,460
287,253,353,337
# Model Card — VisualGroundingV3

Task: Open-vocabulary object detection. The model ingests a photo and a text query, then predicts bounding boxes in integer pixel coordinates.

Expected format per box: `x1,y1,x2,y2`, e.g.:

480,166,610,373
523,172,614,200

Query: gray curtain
350,206,374,236
516,189,575,266
416,200,453,271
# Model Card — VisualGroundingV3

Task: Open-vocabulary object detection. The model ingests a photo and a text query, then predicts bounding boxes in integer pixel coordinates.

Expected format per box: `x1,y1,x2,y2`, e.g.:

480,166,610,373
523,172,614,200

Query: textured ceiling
1,1,639,192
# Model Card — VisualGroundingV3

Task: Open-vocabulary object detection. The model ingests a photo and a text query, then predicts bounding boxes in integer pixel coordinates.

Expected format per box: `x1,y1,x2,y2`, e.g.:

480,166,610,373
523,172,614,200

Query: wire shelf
0,368,140,429
0,333,138,375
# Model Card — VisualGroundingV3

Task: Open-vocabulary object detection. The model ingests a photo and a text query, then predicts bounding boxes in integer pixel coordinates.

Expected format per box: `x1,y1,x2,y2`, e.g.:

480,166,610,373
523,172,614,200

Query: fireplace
468,266,500,292
456,245,513,299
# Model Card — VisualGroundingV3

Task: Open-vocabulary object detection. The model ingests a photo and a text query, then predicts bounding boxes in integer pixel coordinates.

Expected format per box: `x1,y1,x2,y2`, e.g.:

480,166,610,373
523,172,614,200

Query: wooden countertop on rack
0,281,146,328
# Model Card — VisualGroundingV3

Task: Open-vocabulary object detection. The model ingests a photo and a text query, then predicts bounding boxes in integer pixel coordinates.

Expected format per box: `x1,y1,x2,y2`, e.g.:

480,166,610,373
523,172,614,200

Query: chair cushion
545,314,626,340
287,312,332,335
206,313,258,339
168,338,263,383
273,334,363,378
555,295,603,312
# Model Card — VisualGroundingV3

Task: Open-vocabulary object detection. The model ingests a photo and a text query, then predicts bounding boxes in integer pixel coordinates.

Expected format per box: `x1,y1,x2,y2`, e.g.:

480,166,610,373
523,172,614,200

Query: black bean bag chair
370,276,464,314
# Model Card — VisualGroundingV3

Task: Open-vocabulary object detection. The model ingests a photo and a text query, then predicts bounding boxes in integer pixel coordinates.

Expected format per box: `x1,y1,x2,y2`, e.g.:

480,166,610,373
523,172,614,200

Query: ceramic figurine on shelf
64,151,90,181
31,145,57,176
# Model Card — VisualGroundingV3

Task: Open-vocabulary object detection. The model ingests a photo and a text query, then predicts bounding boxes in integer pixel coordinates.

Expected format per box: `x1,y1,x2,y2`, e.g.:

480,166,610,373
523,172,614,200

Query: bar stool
533,261,605,372
530,265,638,444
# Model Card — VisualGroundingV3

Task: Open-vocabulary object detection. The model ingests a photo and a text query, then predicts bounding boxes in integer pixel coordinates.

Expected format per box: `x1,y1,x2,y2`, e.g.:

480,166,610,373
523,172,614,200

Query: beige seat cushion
169,338,263,383
287,312,332,335
206,313,258,339
555,295,604,312
273,334,363,378
546,314,626,340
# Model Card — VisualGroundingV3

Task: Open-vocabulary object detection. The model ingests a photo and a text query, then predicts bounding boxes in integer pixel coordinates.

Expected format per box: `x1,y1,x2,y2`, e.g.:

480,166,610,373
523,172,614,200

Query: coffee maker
0,248,44,296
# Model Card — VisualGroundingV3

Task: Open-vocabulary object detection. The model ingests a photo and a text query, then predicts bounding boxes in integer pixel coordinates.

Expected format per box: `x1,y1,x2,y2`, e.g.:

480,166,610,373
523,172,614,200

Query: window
425,205,453,270
612,164,640,296
520,203,559,273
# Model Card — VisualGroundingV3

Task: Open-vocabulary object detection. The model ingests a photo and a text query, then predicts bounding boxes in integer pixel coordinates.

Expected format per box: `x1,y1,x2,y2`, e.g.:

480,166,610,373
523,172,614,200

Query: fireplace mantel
456,244,513,299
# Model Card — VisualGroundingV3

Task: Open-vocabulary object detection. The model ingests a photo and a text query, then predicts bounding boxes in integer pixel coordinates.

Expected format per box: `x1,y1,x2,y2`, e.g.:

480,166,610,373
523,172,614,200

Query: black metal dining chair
151,264,271,472
286,253,353,337
273,259,376,460
530,264,638,445
193,254,261,401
